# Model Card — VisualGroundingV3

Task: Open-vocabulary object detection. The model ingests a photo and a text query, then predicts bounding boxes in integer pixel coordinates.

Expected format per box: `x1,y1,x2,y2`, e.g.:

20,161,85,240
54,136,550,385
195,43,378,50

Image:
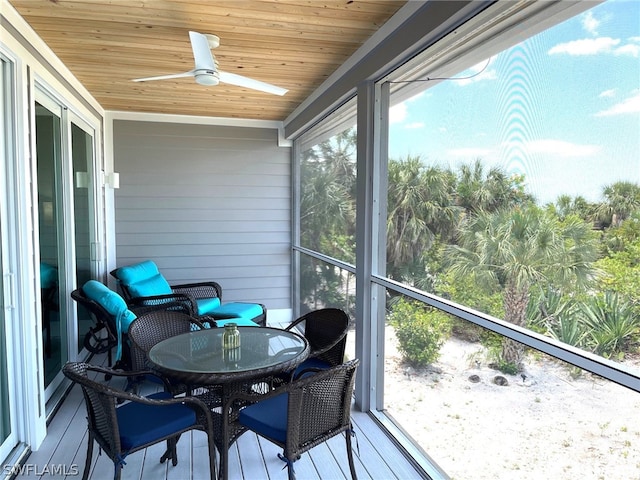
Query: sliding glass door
71,120,96,354
35,98,66,391
35,89,99,398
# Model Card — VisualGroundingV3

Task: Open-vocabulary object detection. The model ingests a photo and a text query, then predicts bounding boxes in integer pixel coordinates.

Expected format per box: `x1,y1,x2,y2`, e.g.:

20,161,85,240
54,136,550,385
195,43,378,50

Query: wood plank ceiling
9,0,406,121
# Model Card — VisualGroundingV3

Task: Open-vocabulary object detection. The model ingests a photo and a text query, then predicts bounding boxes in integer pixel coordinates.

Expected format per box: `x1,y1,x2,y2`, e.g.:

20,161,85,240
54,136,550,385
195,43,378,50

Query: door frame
0,47,20,467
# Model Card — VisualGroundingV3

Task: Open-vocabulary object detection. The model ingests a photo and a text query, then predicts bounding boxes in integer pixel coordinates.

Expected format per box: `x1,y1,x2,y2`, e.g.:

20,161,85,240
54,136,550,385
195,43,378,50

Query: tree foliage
299,128,640,366
445,206,599,369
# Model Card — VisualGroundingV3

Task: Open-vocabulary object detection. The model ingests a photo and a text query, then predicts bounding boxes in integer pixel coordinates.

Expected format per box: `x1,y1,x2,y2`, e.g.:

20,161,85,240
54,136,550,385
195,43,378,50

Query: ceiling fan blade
189,31,216,71
132,71,195,82
219,71,288,96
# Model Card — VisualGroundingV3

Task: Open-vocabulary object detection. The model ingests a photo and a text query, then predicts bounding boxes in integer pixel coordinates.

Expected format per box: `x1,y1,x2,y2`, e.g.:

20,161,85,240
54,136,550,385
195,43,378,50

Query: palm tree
597,181,640,227
455,160,532,215
446,205,599,370
386,157,460,282
299,129,357,310
300,129,357,256
550,194,597,224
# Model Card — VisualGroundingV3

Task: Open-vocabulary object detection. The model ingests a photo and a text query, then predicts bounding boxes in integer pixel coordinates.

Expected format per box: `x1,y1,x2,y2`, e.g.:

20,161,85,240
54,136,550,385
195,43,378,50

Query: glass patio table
148,326,309,387
148,326,309,479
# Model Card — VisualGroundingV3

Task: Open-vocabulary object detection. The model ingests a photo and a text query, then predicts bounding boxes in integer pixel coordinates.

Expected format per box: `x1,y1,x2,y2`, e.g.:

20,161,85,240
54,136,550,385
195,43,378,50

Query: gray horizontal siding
113,120,291,309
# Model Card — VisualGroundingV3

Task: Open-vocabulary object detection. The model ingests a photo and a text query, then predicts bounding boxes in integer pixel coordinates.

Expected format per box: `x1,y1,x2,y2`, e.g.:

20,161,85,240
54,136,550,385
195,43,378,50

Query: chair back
110,260,173,301
287,308,350,367
287,358,359,459
62,362,123,455
128,310,205,372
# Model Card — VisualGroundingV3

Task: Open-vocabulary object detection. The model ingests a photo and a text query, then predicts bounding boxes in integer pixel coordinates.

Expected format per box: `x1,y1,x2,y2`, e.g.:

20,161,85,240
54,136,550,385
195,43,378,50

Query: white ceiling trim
107,110,290,147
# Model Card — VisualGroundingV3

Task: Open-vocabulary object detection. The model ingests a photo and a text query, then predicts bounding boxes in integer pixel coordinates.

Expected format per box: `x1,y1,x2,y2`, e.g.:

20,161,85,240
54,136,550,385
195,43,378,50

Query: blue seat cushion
116,261,172,297
195,297,221,315
209,302,264,321
117,392,196,451
215,318,259,328
293,357,332,378
239,392,289,443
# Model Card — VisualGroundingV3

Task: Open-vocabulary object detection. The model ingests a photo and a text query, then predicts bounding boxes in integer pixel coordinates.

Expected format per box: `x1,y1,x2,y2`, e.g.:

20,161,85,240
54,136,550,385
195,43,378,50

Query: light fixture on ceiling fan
132,31,288,96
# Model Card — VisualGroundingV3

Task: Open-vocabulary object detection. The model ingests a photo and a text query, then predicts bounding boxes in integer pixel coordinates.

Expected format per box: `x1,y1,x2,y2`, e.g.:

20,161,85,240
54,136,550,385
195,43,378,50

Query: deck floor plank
351,412,425,480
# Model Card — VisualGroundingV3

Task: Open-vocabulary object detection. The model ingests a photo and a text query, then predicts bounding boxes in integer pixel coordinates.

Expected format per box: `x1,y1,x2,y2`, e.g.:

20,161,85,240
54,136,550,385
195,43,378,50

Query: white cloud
595,92,640,117
389,103,407,124
613,43,639,57
599,89,617,98
582,11,600,36
404,122,425,129
526,139,600,157
549,37,620,55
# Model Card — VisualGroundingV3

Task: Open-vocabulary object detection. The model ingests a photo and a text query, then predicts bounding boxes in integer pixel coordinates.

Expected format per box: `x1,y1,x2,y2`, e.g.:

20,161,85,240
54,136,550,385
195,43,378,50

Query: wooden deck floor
19,353,427,480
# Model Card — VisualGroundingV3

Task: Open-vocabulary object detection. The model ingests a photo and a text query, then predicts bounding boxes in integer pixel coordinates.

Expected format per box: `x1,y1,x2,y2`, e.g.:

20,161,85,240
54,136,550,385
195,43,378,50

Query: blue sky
388,0,640,205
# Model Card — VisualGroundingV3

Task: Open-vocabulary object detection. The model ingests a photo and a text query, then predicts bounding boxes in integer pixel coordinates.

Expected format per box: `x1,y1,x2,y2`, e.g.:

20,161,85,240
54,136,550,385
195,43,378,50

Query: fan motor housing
195,71,220,86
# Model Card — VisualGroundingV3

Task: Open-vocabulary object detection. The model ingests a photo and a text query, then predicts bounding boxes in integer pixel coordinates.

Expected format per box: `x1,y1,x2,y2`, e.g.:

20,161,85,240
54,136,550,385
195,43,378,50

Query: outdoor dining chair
284,307,350,377
111,259,267,326
62,362,217,480
221,358,360,480
128,309,222,404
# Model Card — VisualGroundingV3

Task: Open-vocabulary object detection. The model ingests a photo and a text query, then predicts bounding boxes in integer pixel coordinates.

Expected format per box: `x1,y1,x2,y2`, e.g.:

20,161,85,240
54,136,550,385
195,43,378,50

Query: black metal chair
222,359,360,480
284,308,350,376
71,282,196,371
62,362,217,480
71,287,122,368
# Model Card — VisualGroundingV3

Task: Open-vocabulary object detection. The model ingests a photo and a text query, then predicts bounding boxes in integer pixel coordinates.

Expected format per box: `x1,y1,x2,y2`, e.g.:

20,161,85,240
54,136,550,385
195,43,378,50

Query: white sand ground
380,334,640,480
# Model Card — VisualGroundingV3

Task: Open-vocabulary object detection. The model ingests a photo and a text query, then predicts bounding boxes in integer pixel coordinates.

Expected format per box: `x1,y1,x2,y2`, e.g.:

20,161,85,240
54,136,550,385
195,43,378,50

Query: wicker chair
221,359,360,480
62,362,217,480
284,308,350,376
127,309,222,403
110,260,267,326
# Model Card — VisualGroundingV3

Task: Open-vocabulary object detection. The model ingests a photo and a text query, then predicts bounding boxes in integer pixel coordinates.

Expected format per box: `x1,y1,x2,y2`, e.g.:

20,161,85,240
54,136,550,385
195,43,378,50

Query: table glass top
148,326,308,374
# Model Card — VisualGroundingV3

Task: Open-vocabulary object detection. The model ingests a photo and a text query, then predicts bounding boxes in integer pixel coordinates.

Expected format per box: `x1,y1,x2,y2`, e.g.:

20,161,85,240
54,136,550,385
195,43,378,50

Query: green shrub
579,291,640,358
388,298,451,367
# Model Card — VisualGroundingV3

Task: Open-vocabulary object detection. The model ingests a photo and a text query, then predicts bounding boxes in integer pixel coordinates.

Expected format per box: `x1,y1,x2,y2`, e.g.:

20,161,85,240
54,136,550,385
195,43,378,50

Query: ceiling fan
132,31,288,96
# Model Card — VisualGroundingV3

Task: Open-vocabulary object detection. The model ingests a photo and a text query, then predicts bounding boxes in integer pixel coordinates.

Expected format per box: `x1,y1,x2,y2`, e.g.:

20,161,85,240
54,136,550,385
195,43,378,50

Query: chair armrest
127,293,199,316
89,363,174,389
283,315,305,332
170,282,222,301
